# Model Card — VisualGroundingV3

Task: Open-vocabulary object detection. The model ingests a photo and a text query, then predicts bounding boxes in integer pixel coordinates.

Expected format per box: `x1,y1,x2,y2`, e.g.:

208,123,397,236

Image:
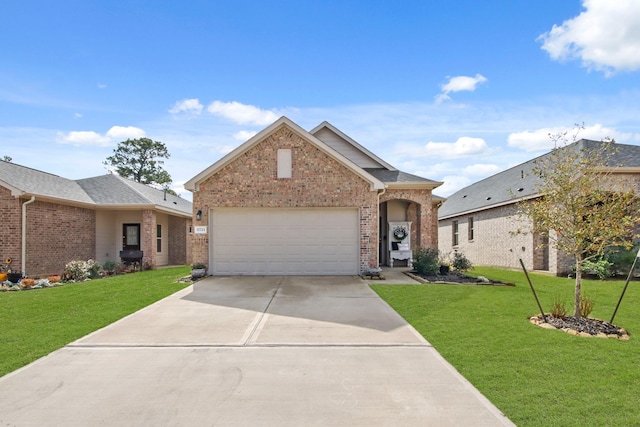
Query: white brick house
438,140,640,275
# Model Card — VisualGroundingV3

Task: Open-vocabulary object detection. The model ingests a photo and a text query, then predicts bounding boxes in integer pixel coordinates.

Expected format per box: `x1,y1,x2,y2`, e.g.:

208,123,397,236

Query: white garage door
210,208,359,275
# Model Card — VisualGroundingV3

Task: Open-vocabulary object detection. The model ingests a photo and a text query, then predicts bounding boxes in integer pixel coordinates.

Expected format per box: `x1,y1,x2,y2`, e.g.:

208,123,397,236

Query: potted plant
438,252,451,275
191,263,207,279
7,271,23,284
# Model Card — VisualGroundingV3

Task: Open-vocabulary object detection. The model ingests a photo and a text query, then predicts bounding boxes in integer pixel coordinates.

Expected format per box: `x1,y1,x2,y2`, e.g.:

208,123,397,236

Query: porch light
196,209,202,221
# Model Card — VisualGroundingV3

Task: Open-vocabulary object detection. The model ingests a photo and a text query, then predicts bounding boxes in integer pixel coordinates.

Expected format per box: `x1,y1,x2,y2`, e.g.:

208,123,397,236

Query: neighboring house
438,139,640,275
185,116,443,275
0,160,192,277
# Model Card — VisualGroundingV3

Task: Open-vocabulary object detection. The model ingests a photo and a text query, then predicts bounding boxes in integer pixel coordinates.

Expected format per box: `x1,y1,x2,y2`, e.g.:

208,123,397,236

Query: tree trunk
574,255,582,318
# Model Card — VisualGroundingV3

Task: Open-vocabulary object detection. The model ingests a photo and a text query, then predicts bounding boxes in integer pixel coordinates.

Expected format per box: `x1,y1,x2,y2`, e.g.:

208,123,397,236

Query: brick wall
380,188,438,250
141,209,157,269
168,215,190,265
192,125,379,272
25,199,95,276
439,204,534,271
0,187,22,270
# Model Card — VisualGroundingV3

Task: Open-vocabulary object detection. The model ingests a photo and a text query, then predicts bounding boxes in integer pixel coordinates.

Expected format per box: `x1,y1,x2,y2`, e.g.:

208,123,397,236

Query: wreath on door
392,226,409,241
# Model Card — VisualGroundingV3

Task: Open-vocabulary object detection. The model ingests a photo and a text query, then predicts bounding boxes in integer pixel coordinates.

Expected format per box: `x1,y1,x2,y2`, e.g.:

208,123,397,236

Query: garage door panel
211,208,359,275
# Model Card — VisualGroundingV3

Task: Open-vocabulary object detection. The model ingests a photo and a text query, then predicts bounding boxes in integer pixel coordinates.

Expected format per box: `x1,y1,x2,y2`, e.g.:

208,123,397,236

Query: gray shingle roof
0,160,94,204
0,160,191,216
438,139,640,219
364,168,442,185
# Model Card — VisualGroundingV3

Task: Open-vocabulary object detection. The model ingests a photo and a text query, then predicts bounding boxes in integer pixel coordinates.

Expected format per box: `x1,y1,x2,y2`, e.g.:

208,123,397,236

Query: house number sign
194,226,208,234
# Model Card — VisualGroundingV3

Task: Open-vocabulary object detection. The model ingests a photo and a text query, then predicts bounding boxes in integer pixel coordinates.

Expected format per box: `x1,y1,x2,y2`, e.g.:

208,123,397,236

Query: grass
372,267,640,427
0,266,190,377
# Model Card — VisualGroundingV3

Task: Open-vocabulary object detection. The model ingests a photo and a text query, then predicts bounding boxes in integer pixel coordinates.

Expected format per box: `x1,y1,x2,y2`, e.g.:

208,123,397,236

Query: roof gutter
22,196,36,276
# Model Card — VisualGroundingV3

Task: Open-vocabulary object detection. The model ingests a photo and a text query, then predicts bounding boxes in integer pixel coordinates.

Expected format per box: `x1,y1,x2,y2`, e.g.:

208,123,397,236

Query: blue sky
2,0,639,199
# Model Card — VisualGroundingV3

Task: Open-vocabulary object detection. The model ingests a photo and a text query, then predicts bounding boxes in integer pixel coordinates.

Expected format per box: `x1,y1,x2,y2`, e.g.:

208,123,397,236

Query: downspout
22,196,36,276
376,187,387,267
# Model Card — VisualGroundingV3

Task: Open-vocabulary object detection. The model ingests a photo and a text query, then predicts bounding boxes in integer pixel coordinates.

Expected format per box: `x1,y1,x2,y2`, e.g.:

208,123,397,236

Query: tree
2,155,11,162
515,129,639,318
104,138,172,186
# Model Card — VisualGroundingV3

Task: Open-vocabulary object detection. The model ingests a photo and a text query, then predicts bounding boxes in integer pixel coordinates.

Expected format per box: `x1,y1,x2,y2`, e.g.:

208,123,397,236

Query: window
156,224,162,253
468,217,474,241
452,220,459,246
277,149,292,178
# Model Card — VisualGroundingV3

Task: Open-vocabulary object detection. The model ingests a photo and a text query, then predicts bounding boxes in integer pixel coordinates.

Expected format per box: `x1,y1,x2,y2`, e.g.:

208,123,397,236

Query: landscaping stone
529,314,629,340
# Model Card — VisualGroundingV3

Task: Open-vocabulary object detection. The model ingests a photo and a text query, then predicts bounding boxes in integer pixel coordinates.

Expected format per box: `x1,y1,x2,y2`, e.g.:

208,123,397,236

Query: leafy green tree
515,130,638,318
2,155,12,162
104,138,172,186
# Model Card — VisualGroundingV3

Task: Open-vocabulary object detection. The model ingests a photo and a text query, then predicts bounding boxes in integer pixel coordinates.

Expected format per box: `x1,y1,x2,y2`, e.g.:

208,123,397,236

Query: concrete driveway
0,276,514,426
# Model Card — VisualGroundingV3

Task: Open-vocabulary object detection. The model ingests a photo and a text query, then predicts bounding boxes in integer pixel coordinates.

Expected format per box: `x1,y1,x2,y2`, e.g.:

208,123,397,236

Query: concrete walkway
0,276,514,426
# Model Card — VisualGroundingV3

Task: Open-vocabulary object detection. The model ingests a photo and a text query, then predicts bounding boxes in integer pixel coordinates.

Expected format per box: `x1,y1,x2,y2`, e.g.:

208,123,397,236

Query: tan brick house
438,139,640,275
185,116,443,275
0,160,192,277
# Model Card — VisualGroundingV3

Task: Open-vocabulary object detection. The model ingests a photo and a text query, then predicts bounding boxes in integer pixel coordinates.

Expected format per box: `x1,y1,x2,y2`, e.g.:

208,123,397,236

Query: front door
123,224,141,250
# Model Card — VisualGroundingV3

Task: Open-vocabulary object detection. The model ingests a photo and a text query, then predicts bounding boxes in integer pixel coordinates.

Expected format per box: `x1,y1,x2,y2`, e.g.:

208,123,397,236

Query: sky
2,0,640,200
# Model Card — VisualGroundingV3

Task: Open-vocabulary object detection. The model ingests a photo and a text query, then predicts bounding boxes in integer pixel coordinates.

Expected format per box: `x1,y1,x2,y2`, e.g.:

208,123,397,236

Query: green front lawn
373,267,640,427
0,266,190,377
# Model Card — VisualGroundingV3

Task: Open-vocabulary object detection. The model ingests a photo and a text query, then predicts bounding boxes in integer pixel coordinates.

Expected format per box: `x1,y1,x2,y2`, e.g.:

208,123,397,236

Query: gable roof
438,139,640,220
185,116,385,191
0,160,191,216
185,116,442,192
310,121,396,170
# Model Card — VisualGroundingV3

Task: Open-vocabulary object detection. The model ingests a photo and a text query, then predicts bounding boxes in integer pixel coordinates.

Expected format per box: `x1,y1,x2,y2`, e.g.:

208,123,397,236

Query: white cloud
538,0,640,75
106,126,146,140
435,175,473,197
57,131,111,147
97,82,107,89
207,100,279,125
74,113,82,119
421,136,490,158
169,98,204,115
233,130,258,141
507,124,623,151
57,126,146,147
436,74,487,103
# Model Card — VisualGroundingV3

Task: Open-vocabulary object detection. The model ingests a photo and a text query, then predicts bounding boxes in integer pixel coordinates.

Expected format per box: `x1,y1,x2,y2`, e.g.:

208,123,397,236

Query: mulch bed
529,314,629,339
406,271,515,286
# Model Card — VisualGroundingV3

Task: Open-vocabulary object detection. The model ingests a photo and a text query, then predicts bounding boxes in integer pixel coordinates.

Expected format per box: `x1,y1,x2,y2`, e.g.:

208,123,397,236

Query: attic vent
517,187,524,192
486,196,492,200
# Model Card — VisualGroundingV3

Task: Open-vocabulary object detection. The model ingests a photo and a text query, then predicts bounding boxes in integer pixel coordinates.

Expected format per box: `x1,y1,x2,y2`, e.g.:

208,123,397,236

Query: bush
580,294,594,317
606,246,638,275
451,252,473,273
413,247,440,276
103,260,118,274
580,259,614,279
550,295,567,317
63,259,101,282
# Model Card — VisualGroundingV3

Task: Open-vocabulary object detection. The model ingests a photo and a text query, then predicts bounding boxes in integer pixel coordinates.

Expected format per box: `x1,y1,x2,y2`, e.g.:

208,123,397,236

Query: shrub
580,294,594,317
413,247,440,276
451,252,473,273
103,260,118,274
606,246,638,275
550,295,567,317
580,259,613,279
63,259,101,282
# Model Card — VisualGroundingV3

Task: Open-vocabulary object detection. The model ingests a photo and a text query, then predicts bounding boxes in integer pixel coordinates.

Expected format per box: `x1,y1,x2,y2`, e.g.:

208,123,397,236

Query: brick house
438,139,640,275
0,160,192,277
185,116,443,275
